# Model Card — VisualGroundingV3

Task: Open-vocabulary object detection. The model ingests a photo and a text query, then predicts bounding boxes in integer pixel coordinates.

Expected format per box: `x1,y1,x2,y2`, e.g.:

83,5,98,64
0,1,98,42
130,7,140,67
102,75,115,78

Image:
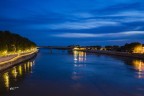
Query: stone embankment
0,52,37,72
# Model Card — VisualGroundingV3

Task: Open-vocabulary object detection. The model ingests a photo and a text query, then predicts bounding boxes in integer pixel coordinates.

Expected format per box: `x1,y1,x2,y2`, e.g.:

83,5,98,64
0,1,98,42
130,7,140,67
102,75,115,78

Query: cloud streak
52,31,144,38
30,19,120,30
107,11,144,17
38,11,144,30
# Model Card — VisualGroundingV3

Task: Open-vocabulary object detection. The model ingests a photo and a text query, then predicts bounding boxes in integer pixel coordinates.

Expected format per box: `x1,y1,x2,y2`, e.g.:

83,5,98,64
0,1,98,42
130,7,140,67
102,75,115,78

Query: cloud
52,31,144,38
89,10,144,23
47,19,119,30
72,12,95,18
109,11,144,17
101,10,144,23
133,26,144,30
106,11,144,21
53,33,96,38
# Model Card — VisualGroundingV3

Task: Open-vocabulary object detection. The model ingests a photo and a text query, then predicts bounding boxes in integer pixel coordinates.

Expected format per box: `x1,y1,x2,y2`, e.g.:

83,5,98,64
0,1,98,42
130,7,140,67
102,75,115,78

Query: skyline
0,0,144,46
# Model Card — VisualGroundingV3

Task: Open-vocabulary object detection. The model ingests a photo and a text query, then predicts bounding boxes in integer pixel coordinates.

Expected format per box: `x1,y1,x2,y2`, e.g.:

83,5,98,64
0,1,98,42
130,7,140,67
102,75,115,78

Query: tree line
71,42,144,54
0,31,37,56
101,42,143,53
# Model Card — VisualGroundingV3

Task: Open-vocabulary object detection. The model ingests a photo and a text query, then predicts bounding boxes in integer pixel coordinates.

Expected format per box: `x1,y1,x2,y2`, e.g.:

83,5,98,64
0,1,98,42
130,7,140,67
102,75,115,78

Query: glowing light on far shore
133,46,144,54
73,47,86,51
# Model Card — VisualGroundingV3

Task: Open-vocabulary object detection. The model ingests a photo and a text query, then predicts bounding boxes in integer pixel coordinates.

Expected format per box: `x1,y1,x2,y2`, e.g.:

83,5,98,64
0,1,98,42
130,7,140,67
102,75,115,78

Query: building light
73,47,79,50
133,45,143,53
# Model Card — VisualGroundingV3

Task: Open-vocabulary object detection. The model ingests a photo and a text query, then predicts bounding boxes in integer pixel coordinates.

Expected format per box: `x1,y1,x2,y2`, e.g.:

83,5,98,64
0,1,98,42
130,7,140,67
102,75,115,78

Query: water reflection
73,50,86,63
18,66,22,76
133,60,144,71
132,60,144,78
0,60,35,95
72,51,86,80
3,72,9,90
100,54,144,79
1,50,144,96
111,55,144,79
11,67,18,79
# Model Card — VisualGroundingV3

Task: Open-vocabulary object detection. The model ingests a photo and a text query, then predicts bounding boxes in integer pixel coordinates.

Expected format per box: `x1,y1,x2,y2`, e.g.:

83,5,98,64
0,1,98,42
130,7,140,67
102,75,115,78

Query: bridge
38,46,98,50
38,46,74,50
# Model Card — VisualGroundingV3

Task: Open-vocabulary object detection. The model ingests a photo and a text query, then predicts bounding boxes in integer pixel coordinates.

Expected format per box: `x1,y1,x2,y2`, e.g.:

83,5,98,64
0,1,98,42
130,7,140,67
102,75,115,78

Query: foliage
0,31,37,56
105,45,119,51
119,42,143,53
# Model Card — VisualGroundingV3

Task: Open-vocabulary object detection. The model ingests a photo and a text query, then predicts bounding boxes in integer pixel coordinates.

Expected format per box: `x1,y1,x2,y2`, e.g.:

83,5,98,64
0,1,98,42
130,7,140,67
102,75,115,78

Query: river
0,49,144,96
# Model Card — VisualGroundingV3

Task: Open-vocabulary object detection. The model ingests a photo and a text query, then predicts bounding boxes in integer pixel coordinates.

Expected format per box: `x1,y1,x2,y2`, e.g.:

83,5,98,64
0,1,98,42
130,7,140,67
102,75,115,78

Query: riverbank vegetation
0,31,37,56
72,42,144,54
119,42,144,53
102,42,144,53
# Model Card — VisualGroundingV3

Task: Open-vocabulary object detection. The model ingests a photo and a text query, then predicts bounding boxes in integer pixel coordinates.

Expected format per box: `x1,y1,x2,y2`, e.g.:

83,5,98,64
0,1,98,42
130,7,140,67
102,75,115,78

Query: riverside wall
86,50,144,59
0,52,37,72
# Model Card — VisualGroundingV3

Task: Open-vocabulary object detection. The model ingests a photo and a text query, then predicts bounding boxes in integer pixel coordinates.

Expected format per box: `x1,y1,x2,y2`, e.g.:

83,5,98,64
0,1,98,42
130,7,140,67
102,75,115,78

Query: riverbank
0,51,38,72
0,55,17,63
85,50,144,59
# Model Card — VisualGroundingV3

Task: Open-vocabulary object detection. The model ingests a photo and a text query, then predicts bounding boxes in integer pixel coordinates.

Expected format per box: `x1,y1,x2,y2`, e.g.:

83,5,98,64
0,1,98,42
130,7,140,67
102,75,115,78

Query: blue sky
0,0,144,46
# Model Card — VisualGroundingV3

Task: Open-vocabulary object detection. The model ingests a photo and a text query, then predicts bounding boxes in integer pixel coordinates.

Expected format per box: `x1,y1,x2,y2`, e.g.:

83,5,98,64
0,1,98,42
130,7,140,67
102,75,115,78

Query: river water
0,49,144,96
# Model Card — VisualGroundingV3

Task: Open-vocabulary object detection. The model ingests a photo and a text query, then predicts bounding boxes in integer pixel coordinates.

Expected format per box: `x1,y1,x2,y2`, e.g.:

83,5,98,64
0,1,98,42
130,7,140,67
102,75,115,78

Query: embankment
86,50,144,59
0,52,37,72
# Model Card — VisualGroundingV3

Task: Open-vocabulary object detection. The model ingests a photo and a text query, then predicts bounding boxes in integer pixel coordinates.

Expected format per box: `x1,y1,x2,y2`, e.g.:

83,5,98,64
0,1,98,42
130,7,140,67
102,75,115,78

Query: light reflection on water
73,51,86,63
11,67,18,79
0,50,144,96
72,50,144,82
72,51,87,81
3,72,9,91
132,60,144,78
71,51,144,95
0,60,35,95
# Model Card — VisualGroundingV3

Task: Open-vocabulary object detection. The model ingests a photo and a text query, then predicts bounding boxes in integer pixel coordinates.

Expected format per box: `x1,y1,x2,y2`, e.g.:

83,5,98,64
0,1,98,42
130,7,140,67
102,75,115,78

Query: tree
120,42,142,53
0,31,37,56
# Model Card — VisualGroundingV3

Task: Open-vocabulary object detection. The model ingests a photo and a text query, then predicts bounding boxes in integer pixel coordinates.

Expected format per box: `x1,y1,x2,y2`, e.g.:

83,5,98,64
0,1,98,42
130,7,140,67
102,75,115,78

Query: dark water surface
0,49,144,96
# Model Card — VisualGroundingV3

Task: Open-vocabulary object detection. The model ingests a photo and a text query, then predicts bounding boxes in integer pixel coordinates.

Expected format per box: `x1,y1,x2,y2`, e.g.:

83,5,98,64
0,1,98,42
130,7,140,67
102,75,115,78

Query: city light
133,45,144,53
0,49,38,65
73,47,86,51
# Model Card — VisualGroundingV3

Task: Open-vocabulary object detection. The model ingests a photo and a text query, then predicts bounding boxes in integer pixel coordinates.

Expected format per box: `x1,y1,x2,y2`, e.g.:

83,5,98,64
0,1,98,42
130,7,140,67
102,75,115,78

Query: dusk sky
0,0,144,46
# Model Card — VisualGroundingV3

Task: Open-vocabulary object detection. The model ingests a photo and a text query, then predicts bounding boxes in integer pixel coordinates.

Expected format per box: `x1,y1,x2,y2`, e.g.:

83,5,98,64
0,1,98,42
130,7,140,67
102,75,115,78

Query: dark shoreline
0,52,37,72
84,50,144,59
